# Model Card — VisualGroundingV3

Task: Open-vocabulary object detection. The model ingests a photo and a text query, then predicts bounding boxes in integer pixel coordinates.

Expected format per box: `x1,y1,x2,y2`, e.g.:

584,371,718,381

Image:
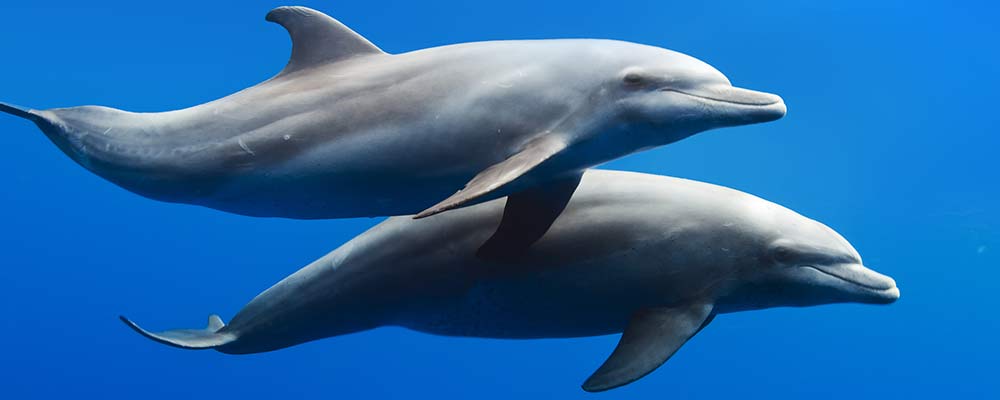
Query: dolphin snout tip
872,285,900,304
746,94,785,124
707,86,786,124
771,93,786,109
766,96,787,120
885,285,900,302
871,276,900,304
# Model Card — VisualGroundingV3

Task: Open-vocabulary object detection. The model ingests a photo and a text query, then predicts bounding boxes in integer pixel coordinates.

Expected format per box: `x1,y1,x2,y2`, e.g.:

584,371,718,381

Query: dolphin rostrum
0,6,785,255
121,170,898,392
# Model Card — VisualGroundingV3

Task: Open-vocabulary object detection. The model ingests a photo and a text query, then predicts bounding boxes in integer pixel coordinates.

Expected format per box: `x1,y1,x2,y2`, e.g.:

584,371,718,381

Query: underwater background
0,0,995,398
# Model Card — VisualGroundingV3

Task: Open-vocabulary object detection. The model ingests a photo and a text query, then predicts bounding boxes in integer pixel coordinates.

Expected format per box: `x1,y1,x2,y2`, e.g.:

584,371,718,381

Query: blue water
1,1,996,398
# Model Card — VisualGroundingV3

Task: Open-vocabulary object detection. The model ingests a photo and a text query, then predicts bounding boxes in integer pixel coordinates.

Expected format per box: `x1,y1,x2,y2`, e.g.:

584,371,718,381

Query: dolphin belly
397,282,631,339
202,173,450,218
197,139,494,218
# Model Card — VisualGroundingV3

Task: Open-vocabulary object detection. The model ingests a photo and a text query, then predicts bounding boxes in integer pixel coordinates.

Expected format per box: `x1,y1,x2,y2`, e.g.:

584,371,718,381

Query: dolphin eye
773,246,795,263
623,72,644,85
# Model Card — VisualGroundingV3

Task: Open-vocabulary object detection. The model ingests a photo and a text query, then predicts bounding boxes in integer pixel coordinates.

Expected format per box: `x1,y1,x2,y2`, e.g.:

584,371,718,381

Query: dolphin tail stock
0,101,40,122
120,314,237,350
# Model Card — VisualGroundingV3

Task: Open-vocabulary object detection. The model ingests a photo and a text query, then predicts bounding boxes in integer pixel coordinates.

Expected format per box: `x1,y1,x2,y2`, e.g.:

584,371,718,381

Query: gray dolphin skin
121,170,898,392
0,6,784,253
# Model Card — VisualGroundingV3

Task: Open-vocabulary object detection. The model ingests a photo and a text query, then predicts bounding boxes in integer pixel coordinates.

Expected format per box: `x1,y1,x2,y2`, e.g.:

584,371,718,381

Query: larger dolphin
121,170,898,392
0,6,785,254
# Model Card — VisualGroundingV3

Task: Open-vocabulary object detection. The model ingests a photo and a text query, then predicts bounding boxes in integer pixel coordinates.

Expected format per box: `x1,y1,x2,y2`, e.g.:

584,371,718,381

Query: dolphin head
604,43,786,145
755,235,900,307
715,214,899,313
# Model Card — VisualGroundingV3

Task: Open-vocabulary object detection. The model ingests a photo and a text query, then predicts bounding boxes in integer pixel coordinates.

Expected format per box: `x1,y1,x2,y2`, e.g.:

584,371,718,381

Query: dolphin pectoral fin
119,314,236,350
415,135,570,219
582,303,715,392
476,173,582,259
266,6,386,76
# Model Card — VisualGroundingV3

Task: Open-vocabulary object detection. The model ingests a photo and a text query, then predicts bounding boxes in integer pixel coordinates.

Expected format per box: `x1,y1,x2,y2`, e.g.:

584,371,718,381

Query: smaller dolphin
121,170,898,392
0,6,785,255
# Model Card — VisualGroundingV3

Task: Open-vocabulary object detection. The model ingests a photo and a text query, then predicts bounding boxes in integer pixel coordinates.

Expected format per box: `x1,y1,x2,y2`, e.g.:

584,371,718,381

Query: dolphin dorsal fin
266,6,385,76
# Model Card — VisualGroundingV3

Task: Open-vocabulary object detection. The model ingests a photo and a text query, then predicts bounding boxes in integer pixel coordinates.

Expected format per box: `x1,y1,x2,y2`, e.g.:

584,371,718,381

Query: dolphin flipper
120,314,236,350
415,135,570,219
583,303,715,392
476,173,582,259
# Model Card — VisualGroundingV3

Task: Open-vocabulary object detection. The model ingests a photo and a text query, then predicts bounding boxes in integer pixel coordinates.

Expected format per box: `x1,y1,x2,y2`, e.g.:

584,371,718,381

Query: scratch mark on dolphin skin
238,138,256,156
103,127,113,135
287,6,313,17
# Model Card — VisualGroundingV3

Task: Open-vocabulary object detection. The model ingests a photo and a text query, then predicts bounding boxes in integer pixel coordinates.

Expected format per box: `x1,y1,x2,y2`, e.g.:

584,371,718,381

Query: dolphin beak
804,263,900,304
665,85,787,124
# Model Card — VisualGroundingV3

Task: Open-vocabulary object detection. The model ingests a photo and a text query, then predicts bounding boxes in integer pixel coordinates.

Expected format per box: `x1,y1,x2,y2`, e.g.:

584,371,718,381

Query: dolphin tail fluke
120,314,237,350
0,101,39,122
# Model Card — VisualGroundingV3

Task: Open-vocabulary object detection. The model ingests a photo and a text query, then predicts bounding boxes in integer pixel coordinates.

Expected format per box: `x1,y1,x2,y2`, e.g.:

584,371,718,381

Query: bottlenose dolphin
0,6,784,254
121,170,898,392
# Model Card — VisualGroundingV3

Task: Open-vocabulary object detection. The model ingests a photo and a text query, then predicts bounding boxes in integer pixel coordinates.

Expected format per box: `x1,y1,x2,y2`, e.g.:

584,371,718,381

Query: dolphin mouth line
801,265,894,292
660,88,782,107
